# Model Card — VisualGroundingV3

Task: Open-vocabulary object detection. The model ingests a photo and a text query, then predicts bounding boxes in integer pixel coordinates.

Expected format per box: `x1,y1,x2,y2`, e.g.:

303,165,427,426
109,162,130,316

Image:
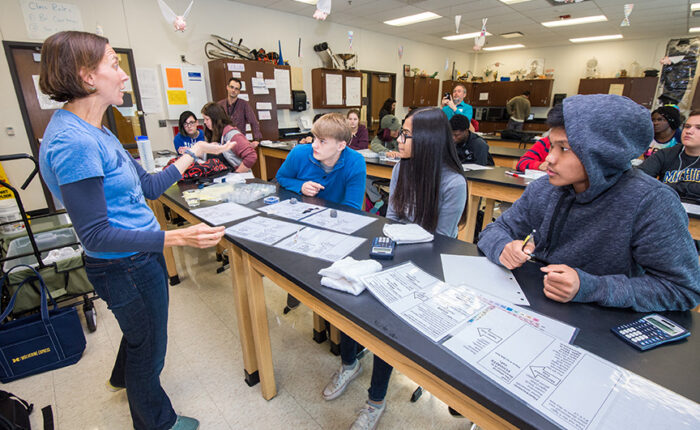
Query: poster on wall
654,38,700,111
20,0,84,40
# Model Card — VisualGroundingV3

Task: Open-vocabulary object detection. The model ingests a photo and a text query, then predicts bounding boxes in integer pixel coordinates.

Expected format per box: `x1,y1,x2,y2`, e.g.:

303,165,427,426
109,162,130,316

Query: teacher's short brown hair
39,31,109,103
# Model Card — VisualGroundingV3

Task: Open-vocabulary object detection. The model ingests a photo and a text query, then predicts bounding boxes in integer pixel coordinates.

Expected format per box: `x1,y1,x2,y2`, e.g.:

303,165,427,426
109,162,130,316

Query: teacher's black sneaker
323,361,362,400
350,401,385,430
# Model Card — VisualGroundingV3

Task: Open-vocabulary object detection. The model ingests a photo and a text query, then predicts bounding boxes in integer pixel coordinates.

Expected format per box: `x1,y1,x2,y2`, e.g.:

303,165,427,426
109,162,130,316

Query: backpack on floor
0,390,32,430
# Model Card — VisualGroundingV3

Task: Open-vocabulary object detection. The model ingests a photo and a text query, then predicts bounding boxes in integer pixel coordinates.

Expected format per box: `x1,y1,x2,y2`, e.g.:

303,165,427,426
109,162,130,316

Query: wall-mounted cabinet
403,76,440,107
311,68,363,109
471,79,553,107
577,77,658,109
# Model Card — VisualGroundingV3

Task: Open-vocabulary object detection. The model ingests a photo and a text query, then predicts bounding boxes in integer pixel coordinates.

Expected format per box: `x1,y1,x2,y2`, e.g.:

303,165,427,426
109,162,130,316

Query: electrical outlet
180,55,186,62
158,120,167,127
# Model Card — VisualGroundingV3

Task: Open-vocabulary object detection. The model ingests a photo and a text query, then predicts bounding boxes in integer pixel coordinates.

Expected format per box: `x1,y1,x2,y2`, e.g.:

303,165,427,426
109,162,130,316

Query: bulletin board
160,64,208,119
207,59,280,140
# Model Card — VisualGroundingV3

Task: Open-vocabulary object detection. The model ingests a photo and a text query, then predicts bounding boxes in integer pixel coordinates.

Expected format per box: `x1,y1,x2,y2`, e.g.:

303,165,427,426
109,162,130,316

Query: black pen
526,254,550,266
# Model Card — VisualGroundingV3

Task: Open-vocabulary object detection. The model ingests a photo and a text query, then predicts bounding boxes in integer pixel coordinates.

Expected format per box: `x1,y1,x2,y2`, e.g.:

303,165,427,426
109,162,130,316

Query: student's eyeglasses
184,121,197,126
228,85,241,91
398,129,412,140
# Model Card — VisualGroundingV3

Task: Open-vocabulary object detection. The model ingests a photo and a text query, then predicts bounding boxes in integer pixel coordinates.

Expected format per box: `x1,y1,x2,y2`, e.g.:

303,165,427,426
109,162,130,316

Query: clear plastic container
3,227,80,271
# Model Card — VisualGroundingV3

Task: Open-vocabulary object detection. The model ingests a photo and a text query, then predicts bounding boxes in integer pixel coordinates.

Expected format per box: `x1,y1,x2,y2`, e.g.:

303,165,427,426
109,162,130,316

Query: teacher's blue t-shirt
442,101,473,121
39,109,160,259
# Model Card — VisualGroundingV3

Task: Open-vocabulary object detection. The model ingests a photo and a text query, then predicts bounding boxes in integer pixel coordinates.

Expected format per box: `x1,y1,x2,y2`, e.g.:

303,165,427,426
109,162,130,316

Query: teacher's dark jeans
85,252,177,430
340,332,393,402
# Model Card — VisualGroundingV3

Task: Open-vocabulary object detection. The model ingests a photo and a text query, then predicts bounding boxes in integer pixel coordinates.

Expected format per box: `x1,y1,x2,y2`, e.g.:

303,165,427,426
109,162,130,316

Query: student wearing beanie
478,94,699,312
369,114,401,155
644,105,682,158
449,114,493,166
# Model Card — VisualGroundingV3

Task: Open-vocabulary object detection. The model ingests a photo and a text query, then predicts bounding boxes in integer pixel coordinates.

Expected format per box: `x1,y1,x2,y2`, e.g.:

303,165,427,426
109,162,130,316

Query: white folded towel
318,257,383,295
382,223,434,244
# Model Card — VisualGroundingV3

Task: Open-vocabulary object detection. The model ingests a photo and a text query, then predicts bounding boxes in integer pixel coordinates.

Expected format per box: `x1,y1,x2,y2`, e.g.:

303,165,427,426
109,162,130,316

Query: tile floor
4,247,473,429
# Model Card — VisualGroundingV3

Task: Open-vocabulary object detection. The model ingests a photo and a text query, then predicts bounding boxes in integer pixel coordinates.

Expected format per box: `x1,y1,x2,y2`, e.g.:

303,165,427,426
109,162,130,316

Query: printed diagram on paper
360,262,576,343
258,199,325,220
443,312,700,430
190,202,257,225
274,226,365,262
300,209,376,234
225,216,299,245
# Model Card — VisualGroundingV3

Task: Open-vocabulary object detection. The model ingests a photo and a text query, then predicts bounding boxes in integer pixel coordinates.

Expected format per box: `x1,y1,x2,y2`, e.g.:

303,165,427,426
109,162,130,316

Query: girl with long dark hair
201,102,257,172
322,107,467,430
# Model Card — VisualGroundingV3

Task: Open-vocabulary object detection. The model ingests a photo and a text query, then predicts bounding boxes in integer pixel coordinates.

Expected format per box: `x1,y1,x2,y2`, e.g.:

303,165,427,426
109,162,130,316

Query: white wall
0,0,475,210
472,37,679,117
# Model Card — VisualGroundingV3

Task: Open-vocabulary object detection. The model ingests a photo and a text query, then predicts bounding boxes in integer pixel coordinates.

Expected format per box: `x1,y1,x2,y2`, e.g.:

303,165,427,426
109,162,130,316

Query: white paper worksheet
189,202,258,226
225,216,299,245
300,209,376,234
443,311,700,430
258,199,326,220
361,262,576,343
273,226,366,262
441,254,529,306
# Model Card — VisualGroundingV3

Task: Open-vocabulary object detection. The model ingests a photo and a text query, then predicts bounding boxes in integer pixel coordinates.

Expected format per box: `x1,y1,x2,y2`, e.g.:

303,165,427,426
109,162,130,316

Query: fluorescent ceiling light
692,3,700,11
501,31,524,39
384,12,441,26
294,0,317,4
542,15,607,27
569,34,623,43
690,27,700,32
443,31,492,41
483,44,525,51
499,0,532,4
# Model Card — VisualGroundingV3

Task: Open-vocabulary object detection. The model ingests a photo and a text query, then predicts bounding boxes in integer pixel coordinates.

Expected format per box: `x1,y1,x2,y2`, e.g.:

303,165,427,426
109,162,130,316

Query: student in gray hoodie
478,94,700,312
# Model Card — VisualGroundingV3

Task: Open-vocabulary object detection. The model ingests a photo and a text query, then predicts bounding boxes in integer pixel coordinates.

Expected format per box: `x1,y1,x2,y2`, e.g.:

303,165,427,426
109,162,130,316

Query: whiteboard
160,64,208,119
345,76,361,106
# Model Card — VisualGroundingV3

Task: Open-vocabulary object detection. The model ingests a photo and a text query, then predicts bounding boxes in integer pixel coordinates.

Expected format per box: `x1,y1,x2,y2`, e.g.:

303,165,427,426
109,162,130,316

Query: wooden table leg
482,198,495,231
461,192,481,243
149,199,180,285
229,244,260,386
329,324,341,356
258,148,269,181
242,251,277,400
313,312,328,343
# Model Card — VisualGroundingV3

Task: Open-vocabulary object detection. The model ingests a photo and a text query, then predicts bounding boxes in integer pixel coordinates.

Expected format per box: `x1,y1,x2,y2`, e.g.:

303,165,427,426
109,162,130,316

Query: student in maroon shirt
347,109,369,150
217,77,262,147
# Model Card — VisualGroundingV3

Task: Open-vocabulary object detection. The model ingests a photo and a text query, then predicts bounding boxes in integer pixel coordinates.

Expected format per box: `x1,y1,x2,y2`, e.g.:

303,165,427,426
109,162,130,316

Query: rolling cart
0,154,98,332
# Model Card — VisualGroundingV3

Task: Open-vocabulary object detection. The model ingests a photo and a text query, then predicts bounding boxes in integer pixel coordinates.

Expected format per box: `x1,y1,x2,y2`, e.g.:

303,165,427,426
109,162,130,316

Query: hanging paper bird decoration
157,0,194,32
474,18,488,51
620,4,634,27
313,0,331,20
455,15,461,34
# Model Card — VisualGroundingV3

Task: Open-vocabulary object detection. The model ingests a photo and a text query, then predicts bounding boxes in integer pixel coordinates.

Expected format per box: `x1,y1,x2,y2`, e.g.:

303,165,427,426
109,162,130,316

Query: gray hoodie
478,94,700,312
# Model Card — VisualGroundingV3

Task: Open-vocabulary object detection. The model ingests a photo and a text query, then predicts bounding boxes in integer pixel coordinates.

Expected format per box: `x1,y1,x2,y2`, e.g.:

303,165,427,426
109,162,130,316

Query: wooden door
529,80,553,107
369,73,394,133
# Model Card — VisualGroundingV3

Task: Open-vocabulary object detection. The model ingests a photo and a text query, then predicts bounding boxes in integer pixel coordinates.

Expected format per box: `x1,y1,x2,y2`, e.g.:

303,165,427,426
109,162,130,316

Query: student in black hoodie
640,109,700,203
449,114,493,166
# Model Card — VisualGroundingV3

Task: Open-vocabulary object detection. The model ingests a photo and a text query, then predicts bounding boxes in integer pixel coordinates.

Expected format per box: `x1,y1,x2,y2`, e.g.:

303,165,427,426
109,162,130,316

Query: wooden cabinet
208,58,279,140
469,80,553,107
311,68,363,109
577,77,658,108
403,76,440,107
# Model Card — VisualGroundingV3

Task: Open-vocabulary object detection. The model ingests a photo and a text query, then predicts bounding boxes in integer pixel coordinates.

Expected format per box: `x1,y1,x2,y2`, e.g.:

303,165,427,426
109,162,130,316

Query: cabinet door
489,83,509,106
403,76,415,107
529,80,553,106
426,78,440,106
627,77,658,109
473,82,492,106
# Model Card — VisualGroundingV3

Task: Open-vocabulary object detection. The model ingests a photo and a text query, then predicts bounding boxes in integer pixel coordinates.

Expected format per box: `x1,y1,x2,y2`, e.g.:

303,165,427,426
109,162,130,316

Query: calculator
611,314,690,351
370,237,395,260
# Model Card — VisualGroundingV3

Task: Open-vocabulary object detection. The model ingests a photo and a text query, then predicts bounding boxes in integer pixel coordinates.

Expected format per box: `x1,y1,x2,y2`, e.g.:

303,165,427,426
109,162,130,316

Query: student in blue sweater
276,113,366,210
323,107,467,430
478,94,700,312
276,112,366,313
173,110,204,154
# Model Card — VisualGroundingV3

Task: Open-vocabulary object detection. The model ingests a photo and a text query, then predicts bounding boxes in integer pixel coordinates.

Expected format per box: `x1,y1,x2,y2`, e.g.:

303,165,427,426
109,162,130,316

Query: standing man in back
217,77,262,147
506,90,531,131
441,83,473,121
